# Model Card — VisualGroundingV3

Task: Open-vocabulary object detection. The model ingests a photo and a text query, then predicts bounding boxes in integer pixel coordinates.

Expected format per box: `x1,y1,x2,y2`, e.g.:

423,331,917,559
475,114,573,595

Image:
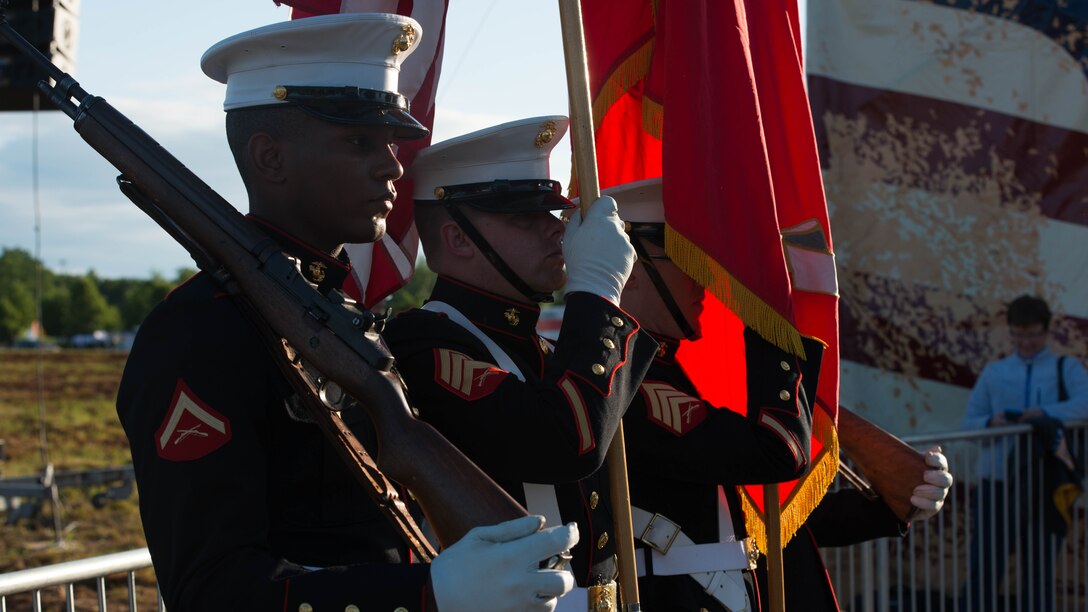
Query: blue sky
0,1,806,279
0,0,573,278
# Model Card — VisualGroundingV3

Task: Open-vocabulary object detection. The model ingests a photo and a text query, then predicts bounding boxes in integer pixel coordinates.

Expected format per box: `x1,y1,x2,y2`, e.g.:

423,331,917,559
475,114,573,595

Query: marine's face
621,239,704,340
280,119,403,251
469,209,568,298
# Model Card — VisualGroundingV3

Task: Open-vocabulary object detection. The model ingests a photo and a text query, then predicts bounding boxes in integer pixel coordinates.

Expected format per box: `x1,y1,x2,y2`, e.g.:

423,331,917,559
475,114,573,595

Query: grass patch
0,349,156,608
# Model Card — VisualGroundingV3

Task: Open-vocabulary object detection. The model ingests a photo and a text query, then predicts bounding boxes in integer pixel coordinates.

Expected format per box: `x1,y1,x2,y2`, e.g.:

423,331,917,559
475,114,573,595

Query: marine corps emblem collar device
504,307,521,327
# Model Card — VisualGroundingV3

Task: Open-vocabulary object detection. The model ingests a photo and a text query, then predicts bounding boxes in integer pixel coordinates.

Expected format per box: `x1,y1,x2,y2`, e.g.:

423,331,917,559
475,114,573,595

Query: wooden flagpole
765,484,786,612
557,0,641,609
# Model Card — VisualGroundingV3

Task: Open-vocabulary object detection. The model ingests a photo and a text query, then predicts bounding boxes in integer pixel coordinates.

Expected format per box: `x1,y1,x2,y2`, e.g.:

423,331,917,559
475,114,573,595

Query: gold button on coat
298,604,313,612
779,389,791,401
603,338,616,350
610,316,624,327
394,608,409,612
592,363,606,375
346,606,360,612
597,532,609,549
780,360,791,371
589,491,600,509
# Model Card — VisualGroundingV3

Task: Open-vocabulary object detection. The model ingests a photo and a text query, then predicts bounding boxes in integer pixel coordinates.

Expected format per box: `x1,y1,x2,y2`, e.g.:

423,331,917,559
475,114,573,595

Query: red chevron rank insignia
434,349,509,400
155,379,232,461
641,381,707,436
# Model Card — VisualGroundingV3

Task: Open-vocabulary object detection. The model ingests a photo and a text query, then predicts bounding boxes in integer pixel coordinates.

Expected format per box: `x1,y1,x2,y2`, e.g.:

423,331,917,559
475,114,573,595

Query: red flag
277,0,449,308
581,0,839,551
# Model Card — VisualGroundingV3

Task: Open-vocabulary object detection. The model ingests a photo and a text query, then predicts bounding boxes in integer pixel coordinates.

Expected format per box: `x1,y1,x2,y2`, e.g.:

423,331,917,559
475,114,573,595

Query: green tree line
0,246,446,344
0,247,195,343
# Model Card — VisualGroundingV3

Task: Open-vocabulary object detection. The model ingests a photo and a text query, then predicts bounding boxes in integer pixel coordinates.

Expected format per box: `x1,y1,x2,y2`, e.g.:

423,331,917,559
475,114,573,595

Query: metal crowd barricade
822,420,1088,612
2,423,1085,611
0,548,162,612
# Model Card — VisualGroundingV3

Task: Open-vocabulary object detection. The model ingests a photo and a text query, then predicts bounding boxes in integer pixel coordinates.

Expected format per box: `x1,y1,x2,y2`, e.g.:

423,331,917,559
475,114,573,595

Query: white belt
631,509,751,575
631,485,752,611
422,301,526,381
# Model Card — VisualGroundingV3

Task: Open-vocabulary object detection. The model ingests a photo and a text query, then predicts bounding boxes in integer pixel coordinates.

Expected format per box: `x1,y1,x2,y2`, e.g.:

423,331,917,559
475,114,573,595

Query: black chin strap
444,203,554,303
630,235,697,340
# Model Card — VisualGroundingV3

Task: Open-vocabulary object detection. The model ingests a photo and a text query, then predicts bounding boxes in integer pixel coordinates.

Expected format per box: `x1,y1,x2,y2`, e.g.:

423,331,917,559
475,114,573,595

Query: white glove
431,515,578,612
562,196,636,305
910,446,953,521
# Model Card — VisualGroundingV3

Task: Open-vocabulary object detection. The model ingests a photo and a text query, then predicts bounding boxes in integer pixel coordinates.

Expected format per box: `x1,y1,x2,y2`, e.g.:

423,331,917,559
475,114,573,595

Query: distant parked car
69,330,114,349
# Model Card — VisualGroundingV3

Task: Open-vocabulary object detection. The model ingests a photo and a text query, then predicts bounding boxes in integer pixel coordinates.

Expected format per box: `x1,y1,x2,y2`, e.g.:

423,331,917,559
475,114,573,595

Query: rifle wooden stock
1,18,525,548
837,406,927,522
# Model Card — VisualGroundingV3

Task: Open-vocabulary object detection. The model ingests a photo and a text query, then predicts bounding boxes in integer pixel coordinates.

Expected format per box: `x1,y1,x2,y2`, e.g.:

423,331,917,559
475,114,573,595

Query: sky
0,0,575,279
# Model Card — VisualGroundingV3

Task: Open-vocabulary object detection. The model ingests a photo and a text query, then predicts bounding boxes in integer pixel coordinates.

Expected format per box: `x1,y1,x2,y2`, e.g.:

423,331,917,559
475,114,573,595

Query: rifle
837,405,928,522
0,14,526,552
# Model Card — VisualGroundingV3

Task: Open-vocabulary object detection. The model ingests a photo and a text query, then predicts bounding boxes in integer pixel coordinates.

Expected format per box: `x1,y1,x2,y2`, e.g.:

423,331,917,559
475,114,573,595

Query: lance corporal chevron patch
433,349,509,400
640,381,707,436
155,378,232,461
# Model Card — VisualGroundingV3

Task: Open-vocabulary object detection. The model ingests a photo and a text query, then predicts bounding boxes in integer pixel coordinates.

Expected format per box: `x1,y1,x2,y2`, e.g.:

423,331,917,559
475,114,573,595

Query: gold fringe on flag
590,39,655,130
665,225,807,360
642,96,663,139
571,38,656,198
740,408,839,553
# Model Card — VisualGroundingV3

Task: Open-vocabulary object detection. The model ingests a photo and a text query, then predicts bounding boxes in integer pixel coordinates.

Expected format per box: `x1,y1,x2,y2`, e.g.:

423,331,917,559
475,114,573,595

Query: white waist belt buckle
636,511,751,612
639,511,682,554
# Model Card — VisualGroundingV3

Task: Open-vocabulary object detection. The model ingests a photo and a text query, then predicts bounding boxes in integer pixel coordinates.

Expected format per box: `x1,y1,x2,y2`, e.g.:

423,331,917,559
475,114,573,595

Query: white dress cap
200,13,426,136
603,177,664,224
412,116,573,209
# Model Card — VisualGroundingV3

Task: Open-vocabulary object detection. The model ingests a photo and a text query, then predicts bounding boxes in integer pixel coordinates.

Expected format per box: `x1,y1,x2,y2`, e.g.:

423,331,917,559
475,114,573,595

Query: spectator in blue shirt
961,294,1088,611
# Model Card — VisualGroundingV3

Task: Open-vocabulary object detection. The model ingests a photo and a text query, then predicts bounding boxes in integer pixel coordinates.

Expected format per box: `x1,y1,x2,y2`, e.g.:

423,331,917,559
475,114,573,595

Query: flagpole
557,1,641,609
765,484,786,612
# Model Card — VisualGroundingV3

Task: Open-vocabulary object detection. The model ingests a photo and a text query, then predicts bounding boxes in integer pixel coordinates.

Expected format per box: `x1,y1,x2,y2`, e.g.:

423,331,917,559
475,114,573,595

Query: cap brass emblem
535,120,558,148
392,24,417,55
504,308,521,327
272,85,288,100
308,261,327,283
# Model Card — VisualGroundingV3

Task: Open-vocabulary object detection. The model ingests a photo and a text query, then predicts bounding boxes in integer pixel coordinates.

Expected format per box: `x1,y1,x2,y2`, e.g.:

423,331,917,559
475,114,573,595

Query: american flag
808,0,1088,436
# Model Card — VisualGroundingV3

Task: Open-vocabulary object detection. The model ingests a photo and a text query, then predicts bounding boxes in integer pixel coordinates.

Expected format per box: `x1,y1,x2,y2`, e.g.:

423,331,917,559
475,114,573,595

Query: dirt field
0,349,155,609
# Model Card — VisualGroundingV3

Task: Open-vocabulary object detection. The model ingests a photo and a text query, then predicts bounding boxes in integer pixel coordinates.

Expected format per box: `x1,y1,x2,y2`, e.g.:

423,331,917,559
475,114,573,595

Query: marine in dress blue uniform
384,117,658,608
120,221,435,611
117,15,579,612
611,178,821,612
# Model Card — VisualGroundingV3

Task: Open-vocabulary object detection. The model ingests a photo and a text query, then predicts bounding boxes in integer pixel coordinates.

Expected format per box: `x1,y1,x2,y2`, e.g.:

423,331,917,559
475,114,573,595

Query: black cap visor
281,85,429,140
421,179,576,213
